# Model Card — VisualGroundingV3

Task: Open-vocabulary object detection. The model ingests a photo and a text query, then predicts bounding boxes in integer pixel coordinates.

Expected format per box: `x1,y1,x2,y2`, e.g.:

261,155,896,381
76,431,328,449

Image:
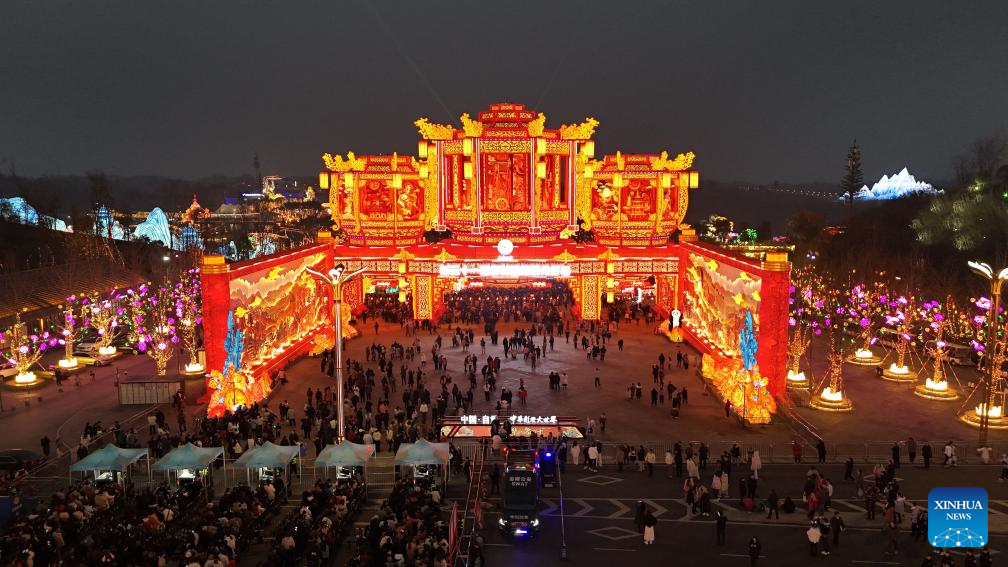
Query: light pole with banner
307,263,365,442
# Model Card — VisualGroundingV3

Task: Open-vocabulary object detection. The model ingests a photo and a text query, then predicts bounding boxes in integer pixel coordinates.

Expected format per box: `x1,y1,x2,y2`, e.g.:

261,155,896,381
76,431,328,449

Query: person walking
40,436,51,458
766,489,779,520
891,441,901,469
635,501,647,533
490,463,500,495
792,440,802,463
594,368,601,388
806,522,821,557
599,412,607,433
747,536,761,566
816,439,827,464
831,511,845,547
907,437,917,464
716,511,727,545
643,511,657,545
1000,454,1008,481
922,440,933,469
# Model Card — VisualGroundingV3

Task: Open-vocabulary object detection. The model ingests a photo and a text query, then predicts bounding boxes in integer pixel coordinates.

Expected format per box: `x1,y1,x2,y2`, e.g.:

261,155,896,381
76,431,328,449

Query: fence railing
449,438,1000,466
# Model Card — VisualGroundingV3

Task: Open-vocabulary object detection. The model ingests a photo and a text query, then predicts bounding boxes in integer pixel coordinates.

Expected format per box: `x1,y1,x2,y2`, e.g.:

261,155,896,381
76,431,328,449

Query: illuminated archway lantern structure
200,103,790,423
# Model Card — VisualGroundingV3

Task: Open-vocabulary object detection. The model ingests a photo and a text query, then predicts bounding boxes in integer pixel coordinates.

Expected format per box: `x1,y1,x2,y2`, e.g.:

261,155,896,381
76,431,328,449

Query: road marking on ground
607,498,631,518
570,498,596,517
585,526,640,541
644,499,670,518
593,547,637,552
540,498,559,515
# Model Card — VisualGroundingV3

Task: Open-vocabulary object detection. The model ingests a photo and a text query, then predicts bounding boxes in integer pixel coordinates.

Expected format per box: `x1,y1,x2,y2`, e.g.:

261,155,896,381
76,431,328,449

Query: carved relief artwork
623,179,655,221
482,153,530,212
397,180,422,220
591,180,618,221
361,180,392,218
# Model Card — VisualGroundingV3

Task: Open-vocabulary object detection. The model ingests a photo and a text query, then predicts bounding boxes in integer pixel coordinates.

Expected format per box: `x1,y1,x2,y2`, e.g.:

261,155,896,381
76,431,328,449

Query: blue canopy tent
69,445,150,485
232,441,301,486
314,441,374,492
394,439,451,488
315,441,374,468
152,443,224,485
393,439,450,466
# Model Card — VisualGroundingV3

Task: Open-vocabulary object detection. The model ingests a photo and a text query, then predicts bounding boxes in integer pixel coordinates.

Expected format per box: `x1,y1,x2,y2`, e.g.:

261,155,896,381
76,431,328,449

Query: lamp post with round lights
307,263,365,442
967,260,1008,445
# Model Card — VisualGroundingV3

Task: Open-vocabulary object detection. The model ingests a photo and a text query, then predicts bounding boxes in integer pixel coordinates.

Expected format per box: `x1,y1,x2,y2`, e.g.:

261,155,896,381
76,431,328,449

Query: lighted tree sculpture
139,287,177,376
87,292,121,355
123,284,151,347
206,311,271,418
2,313,48,385
881,295,920,381
58,297,88,369
810,327,853,412
845,282,886,365
786,281,815,390
915,301,960,400
173,269,203,374
960,313,1008,429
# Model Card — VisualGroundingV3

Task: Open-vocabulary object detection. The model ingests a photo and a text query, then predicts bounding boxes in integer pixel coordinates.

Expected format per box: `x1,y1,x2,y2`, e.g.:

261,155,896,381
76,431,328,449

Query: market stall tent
153,443,224,484
394,439,450,466
69,445,150,483
232,441,301,485
315,441,374,468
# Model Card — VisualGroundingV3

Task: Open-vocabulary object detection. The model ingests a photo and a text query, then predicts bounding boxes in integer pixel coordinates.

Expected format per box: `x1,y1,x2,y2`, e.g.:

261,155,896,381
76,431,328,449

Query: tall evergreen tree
840,140,863,222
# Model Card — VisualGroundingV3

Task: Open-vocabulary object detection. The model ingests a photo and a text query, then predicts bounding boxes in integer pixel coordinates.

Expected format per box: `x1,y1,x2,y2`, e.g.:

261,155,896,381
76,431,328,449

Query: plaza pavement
7,317,1008,564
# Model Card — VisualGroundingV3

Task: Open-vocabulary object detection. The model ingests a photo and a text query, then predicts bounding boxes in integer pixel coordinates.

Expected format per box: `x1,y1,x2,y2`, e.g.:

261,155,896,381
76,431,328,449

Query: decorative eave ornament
554,250,578,263
414,118,454,140
650,151,696,171
527,113,547,137
433,247,459,262
322,151,366,172
559,117,599,140
460,113,484,137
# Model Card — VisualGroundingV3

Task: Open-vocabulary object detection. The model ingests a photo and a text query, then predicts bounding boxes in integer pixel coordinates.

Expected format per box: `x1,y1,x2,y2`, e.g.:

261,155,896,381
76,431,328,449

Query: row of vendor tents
69,439,451,481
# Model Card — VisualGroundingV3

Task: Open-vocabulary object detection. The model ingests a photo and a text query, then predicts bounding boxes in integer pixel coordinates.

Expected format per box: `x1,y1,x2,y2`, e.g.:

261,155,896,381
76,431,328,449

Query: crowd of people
439,285,572,329
347,478,451,567
0,476,281,565
262,477,366,566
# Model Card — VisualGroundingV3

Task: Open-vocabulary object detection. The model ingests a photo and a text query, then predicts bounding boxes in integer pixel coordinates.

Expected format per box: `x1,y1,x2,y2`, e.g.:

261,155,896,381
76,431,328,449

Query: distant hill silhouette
1,173,852,233
0,173,259,218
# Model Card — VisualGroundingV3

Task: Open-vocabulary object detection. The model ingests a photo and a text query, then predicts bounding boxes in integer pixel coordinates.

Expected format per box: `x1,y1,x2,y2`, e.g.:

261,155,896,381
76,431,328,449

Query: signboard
458,415,558,425
438,263,572,278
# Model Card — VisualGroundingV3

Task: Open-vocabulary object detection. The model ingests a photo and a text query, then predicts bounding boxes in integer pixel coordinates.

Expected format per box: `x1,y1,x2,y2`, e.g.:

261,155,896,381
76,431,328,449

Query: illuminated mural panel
683,252,762,357
228,252,329,370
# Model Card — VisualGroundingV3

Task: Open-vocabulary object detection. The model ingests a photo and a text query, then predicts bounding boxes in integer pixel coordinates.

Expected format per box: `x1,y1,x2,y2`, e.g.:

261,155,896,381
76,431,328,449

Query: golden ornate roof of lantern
322,103,698,248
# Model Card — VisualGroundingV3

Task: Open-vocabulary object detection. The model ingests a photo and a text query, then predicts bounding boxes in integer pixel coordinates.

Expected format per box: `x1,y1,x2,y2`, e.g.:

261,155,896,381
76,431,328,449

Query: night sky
2,1,1006,184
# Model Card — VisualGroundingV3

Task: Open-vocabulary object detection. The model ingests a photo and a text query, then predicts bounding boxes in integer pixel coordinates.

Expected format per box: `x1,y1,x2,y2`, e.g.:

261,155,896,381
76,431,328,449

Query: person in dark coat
716,511,727,545
748,536,761,566
634,501,647,533
766,489,779,519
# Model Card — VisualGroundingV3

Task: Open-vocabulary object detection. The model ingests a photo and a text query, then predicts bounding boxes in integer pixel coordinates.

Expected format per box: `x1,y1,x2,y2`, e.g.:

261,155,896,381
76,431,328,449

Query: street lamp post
967,261,1008,446
307,263,365,443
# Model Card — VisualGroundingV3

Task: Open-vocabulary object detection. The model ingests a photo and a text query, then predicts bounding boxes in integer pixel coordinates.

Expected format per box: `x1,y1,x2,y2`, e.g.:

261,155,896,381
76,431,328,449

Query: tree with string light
880,295,920,381
87,292,121,355
2,312,53,385
58,296,89,369
137,286,178,376
173,269,203,374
